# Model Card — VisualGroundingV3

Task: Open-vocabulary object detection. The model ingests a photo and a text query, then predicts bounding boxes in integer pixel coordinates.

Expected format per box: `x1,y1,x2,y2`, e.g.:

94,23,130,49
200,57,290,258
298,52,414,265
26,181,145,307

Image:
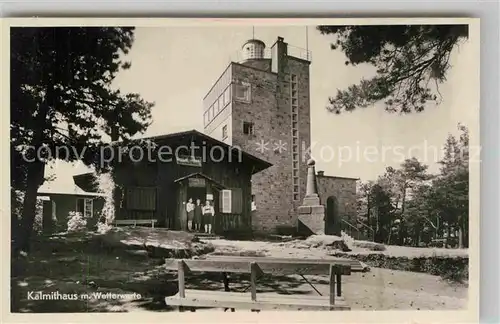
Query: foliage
352,240,386,251
94,171,116,225
96,222,113,234
356,124,469,248
332,252,468,283
317,25,469,113
67,211,87,233
33,199,44,234
10,27,154,252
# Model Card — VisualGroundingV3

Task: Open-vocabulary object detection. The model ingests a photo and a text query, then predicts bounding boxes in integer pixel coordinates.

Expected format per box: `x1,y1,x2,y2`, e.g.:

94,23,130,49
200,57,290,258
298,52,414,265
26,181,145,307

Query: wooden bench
112,219,158,228
164,257,352,311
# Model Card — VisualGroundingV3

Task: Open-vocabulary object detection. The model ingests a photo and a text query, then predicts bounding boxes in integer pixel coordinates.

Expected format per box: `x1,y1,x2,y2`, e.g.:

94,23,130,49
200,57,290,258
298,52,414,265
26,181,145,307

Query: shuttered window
126,187,157,211
220,188,243,214
221,189,231,213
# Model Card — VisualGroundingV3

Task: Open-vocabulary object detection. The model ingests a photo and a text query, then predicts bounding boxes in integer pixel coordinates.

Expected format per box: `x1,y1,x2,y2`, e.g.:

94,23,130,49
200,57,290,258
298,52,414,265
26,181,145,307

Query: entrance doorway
187,187,206,204
325,196,340,235
175,174,223,232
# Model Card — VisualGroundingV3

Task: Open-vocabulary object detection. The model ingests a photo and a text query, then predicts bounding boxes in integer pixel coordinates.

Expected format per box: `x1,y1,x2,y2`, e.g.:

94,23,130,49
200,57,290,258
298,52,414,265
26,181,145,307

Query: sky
43,24,477,190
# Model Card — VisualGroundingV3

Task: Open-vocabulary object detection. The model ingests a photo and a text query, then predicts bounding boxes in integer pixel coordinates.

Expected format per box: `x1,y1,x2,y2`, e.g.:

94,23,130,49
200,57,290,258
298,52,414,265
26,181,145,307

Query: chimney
317,171,325,176
271,36,288,74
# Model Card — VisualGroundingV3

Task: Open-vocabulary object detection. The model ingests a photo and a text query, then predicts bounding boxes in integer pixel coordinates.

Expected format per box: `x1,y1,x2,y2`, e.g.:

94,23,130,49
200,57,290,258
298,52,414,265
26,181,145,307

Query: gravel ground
204,238,468,310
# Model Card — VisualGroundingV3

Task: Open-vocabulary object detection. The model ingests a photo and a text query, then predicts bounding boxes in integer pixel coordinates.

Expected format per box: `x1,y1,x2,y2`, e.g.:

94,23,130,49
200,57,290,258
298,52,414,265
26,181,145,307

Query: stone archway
325,196,340,236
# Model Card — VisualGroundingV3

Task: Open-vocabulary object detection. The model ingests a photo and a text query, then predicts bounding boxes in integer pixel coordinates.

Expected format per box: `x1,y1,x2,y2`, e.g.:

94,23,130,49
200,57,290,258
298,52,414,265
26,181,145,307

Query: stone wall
316,175,358,233
202,38,314,234
231,53,311,233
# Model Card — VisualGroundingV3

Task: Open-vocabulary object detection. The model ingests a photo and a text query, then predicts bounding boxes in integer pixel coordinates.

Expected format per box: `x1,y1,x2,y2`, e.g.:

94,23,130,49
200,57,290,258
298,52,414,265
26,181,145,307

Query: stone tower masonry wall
231,49,312,233
316,175,358,226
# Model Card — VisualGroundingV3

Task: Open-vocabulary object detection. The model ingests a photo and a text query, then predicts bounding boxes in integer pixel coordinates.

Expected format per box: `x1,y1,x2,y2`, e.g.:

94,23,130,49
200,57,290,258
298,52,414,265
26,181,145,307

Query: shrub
96,222,113,234
330,251,468,283
67,211,87,233
353,240,387,251
370,243,386,251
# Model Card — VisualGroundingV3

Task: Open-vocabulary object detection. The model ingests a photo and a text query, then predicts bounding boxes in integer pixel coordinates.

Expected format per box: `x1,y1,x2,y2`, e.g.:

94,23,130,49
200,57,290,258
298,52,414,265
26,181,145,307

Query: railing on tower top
288,45,312,62
228,45,312,63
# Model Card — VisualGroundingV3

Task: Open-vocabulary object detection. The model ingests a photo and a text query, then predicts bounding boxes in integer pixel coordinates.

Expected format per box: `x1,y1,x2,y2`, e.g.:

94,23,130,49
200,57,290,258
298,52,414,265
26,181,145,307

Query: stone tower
203,36,312,234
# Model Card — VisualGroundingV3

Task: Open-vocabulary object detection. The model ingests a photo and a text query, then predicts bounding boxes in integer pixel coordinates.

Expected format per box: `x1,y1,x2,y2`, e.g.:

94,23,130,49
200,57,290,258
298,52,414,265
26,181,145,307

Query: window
204,112,208,125
291,73,300,202
234,82,251,102
224,86,231,105
243,121,254,135
251,194,256,211
207,107,212,121
221,189,232,213
220,188,243,214
76,198,93,218
222,125,228,140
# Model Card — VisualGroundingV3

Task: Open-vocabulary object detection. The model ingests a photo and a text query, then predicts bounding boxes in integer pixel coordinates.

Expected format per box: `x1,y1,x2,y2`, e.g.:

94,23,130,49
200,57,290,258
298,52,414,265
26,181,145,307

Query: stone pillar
297,159,325,235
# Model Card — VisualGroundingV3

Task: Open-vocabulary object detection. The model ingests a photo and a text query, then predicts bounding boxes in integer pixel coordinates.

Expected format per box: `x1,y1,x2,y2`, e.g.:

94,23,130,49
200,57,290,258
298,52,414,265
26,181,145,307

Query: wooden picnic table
164,255,363,311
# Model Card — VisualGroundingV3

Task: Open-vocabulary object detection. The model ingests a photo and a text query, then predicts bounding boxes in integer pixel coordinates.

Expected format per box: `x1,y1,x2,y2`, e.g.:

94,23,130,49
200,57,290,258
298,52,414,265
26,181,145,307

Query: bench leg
222,272,235,312
329,265,336,305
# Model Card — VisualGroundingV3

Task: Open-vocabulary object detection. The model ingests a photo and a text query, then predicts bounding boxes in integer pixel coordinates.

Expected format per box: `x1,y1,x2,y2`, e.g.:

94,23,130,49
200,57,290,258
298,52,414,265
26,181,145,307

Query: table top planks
163,257,352,275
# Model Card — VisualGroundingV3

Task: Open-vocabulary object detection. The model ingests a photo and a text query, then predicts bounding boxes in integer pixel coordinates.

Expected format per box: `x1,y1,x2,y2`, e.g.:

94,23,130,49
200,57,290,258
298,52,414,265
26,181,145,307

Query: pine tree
10,27,154,252
316,25,469,113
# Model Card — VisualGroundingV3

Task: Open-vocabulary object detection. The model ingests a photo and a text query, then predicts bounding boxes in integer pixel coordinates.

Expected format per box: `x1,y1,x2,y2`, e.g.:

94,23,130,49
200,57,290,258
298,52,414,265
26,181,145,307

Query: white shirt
202,205,215,215
186,202,195,212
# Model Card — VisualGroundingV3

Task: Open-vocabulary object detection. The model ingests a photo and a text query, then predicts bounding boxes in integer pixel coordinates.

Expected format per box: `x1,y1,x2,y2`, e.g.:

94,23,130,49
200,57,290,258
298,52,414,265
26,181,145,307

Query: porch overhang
173,172,228,189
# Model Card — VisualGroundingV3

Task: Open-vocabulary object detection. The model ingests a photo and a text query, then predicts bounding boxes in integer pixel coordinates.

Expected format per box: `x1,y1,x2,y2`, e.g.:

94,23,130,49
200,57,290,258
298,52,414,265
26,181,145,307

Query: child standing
186,198,195,231
202,200,215,234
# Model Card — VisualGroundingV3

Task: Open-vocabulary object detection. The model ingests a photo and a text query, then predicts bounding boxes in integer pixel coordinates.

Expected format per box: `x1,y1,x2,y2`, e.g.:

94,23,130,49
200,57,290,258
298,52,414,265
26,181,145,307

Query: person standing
202,200,215,234
186,198,195,231
193,199,203,232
